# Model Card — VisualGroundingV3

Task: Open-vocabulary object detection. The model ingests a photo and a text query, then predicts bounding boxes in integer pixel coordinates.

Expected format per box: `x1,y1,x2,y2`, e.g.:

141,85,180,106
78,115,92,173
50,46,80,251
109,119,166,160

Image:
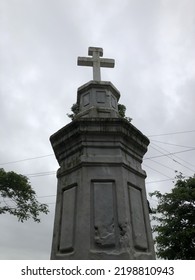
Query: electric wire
146,158,176,172
0,130,194,198
145,147,195,160
1,129,195,209
25,171,56,178
0,154,54,166
143,163,173,179
149,144,195,173
148,129,195,137
1,147,194,168
150,140,195,150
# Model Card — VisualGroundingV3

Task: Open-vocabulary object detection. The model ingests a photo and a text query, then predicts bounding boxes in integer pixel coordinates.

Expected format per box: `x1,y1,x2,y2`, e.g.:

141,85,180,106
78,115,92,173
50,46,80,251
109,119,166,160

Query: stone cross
77,47,115,81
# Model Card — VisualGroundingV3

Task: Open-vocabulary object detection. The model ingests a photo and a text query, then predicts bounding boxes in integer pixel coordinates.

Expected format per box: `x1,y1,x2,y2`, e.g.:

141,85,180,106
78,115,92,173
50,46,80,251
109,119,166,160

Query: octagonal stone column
50,117,155,259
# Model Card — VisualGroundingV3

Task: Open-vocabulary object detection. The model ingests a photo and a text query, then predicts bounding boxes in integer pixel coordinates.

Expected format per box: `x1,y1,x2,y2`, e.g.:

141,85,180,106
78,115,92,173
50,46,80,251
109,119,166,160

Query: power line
149,144,186,163
0,154,54,166
150,140,195,149
151,143,195,168
146,174,192,185
0,152,193,181
146,178,174,184
143,163,172,179
0,194,56,204
26,171,56,178
146,158,176,172
0,130,194,190
2,147,195,168
145,147,195,160
148,129,195,137
144,144,195,183
0,129,194,166
0,202,56,210
149,144,195,173
36,194,56,199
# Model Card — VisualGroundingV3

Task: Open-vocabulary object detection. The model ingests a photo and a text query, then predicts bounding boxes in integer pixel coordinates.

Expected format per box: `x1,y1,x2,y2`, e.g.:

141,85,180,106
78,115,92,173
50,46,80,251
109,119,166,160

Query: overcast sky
0,0,195,259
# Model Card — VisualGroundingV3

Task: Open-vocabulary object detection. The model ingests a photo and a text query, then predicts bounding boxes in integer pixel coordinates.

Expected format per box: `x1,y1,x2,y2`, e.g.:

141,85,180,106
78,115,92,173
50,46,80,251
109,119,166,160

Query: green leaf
0,168,49,223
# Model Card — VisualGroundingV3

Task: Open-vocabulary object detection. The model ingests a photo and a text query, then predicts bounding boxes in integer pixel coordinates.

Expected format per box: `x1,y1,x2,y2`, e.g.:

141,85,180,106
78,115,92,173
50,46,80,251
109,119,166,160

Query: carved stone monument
50,47,155,259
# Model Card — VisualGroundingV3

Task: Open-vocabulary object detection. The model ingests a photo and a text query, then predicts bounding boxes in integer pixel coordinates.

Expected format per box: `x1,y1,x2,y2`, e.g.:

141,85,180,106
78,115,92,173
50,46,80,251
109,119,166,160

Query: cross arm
77,57,115,68
100,58,115,68
77,57,93,67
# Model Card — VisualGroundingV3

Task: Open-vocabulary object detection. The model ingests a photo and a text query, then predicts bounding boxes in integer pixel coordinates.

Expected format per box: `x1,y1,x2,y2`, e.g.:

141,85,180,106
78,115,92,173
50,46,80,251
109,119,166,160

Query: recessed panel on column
96,91,106,103
92,181,117,249
83,92,90,106
111,96,116,108
59,185,77,253
128,184,148,250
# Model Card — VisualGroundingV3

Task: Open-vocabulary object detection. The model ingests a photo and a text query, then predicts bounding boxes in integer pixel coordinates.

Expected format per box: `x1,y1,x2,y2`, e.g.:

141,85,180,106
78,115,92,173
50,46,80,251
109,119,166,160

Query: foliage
150,172,195,259
67,102,132,122
118,103,126,118
67,103,80,120
0,168,49,222
118,104,132,122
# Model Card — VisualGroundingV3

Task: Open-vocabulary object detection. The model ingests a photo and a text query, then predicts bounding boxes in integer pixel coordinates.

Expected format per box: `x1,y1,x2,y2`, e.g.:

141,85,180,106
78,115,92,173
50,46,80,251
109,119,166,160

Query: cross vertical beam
77,47,115,81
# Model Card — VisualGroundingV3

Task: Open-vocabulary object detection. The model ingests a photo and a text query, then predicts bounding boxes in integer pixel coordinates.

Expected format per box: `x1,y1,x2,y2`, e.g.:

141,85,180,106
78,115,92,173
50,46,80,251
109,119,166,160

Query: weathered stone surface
76,81,120,118
50,47,155,259
50,117,155,259
59,186,76,253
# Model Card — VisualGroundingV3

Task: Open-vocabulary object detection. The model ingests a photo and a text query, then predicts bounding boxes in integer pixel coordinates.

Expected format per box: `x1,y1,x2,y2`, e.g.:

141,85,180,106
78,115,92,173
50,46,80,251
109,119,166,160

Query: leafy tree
150,172,195,259
0,168,49,222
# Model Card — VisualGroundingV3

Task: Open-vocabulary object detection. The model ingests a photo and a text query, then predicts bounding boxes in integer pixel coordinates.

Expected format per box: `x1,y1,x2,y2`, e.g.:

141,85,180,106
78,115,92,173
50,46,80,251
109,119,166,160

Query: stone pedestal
50,82,155,259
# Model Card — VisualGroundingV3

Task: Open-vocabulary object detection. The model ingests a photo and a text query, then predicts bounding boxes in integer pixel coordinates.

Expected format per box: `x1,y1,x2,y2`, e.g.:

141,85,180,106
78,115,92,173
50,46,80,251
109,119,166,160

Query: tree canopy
0,168,49,222
150,172,195,260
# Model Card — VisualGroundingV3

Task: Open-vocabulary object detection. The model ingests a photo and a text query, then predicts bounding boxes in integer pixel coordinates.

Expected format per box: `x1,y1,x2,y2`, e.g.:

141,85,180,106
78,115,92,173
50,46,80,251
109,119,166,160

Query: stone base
50,118,155,259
